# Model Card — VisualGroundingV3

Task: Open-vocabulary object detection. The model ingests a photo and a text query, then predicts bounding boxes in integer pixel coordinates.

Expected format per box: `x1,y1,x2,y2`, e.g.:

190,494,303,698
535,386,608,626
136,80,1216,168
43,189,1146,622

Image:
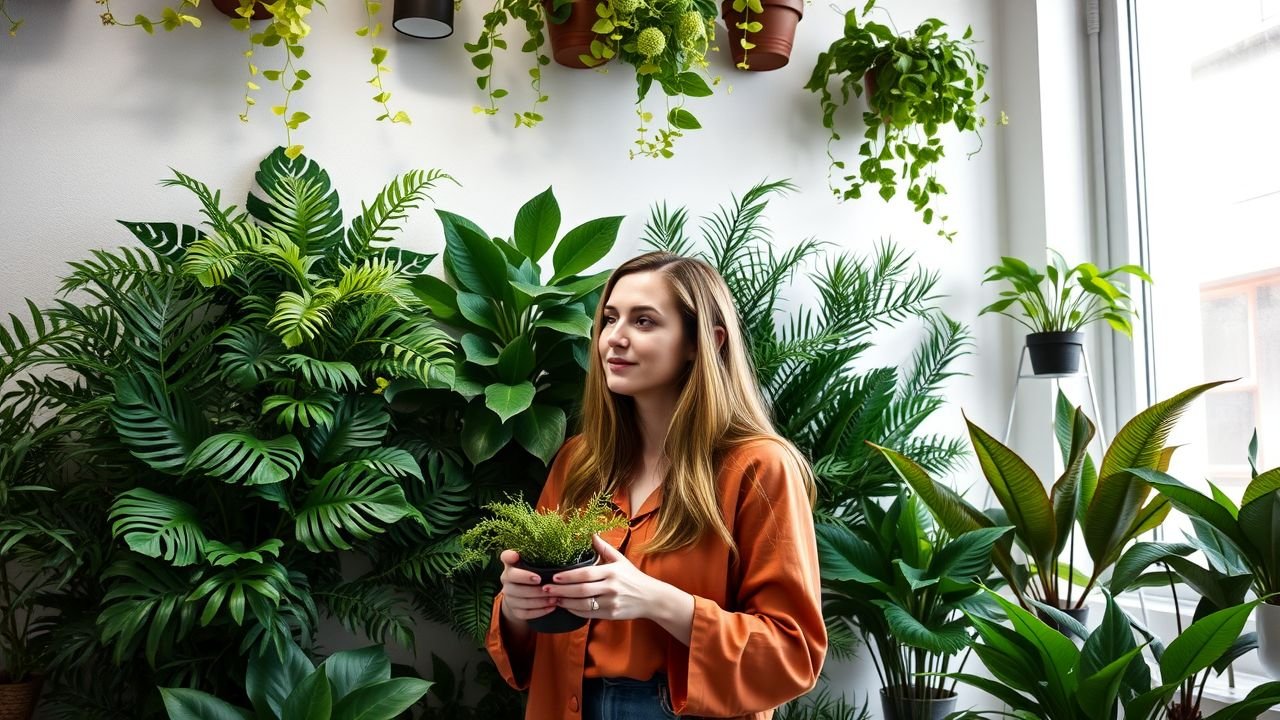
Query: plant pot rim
878,686,958,701
721,0,804,17
514,550,597,573
1026,330,1085,341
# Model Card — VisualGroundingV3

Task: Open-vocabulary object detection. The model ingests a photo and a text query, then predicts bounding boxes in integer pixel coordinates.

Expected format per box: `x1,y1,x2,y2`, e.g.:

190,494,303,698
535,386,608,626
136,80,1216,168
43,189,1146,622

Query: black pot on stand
1026,331,1085,376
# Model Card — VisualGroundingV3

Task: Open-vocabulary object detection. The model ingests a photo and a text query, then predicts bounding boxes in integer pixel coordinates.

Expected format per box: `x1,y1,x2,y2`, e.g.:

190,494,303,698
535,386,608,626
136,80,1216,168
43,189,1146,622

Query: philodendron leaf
187,432,304,485
330,678,433,720
322,645,391,704
159,688,252,720
512,187,560,262
549,216,623,283
513,404,567,465
1159,601,1258,686
247,640,314,717
461,400,513,465
108,488,209,566
280,665,331,720
484,381,535,423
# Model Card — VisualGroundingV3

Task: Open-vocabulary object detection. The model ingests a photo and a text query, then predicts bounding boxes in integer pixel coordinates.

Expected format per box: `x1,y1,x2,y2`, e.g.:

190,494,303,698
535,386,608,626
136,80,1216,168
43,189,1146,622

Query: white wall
0,0,1048,716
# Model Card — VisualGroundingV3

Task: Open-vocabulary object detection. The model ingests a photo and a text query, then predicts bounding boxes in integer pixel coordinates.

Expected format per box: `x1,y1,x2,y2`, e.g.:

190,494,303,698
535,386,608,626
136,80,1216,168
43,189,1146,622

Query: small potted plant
583,0,719,158
979,250,1152,376
818,492,1011,720
722,0,803,71
805,0,987,240
457,493,627,633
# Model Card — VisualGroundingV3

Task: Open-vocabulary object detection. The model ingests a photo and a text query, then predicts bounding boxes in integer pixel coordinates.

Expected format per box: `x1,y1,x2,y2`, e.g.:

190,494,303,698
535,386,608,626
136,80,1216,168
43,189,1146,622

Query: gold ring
590,596,599,612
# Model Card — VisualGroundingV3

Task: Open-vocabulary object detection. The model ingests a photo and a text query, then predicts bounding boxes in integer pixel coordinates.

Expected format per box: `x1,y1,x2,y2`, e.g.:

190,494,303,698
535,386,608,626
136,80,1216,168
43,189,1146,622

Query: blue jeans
581,674,677,720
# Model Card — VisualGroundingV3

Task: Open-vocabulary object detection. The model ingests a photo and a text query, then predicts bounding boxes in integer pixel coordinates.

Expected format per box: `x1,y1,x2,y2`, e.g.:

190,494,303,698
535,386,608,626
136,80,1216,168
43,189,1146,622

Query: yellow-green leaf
285,145,304,159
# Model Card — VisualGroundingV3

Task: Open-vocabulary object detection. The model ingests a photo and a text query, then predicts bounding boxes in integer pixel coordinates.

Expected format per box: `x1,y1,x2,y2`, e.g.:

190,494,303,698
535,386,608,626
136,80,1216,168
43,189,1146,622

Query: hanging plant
95,0,411,158
805,0,988,240
586,0,719,158
463,0,554,128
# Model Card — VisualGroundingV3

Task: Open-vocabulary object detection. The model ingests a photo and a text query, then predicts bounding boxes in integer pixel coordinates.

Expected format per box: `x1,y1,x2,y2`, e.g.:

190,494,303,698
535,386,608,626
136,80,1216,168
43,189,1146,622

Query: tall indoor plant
0,148,454,716
816,492,1009,719
805,0,988,240
979,249,1152,375
873,381,1226,621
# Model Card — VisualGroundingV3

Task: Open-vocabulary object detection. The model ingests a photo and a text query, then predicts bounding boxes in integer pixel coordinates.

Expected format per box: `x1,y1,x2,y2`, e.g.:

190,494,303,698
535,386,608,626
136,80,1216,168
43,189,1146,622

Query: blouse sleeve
666,443,828,716
484,435,581,690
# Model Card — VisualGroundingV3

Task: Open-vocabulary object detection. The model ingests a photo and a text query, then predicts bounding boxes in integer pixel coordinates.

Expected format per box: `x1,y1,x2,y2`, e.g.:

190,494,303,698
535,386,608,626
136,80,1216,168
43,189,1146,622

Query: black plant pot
515,551,598,634
1035,604,1090,636
1026,331,1085,376
879,687,958,720
392,0,454,39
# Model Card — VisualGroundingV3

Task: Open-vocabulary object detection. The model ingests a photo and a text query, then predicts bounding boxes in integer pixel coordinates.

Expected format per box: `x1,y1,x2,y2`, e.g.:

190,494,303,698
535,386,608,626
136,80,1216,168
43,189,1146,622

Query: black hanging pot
1026,331,1085,376
515,551,598,634
392,0,455,39
879,686,958,720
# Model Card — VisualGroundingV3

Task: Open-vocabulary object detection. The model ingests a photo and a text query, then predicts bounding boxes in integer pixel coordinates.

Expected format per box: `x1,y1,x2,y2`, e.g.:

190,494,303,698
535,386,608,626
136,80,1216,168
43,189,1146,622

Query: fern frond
160,168,242,236
345,168,456,261
317,581,416,649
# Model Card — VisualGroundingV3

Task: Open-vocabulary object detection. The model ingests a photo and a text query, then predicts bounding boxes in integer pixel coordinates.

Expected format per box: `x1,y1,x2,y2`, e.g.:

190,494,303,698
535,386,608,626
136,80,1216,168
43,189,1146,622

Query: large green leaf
874,600,971,654
1202,681,1280,720
246,146,343,254
549,216,623,284
98,558,200,665
331,678,433,720
1076,644,1148,720
295,465,424,552
160,688,252,720
408,274,460,322
461,400,513,465
988,591,1080,707
187,432,305,485
512,187,560,262
495,336,535,385
109,488,209,566
322,645,391,704
280,665,331,720
1137,469,1252,554
1237,491,1280,588
1242,468,1280,506
929,526,1012,582
1100,381,1228,480
1050,406,1093,559
966,416,1056,571
512,403,567,465
1159,601,1258,686
534,303,593,337
110,373,210,474
305,397,391,465
1108,542,1195,595
439,210,511,301
248,640,315,718
119,221,204,264
814,522,887,587
484,381,535,423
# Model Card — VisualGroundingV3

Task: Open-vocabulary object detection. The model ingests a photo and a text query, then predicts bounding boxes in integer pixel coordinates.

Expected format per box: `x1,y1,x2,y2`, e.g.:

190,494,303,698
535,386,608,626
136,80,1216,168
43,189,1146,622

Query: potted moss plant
979,250,1152,376
583,0,719,158
722,0,803,71
457,494,627,633
805,0,987,240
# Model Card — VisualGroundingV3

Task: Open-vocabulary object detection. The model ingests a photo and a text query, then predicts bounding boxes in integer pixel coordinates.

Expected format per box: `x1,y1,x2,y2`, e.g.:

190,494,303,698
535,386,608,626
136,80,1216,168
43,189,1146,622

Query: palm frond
318,581,416,649
344,168,456,261
160,167,242,236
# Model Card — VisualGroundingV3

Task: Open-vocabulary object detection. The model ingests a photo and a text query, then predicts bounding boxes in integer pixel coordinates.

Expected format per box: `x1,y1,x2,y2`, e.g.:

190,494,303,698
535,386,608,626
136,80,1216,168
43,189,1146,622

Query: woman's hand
545,535,695,644
498,550,557,624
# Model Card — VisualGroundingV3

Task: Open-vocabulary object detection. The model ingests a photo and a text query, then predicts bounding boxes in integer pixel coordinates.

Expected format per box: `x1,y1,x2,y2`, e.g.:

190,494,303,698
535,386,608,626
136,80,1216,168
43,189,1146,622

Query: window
1110,0,1280,691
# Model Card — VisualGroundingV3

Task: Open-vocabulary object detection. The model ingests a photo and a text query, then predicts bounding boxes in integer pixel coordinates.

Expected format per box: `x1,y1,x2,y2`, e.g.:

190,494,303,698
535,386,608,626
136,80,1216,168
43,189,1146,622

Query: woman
486,251,827,719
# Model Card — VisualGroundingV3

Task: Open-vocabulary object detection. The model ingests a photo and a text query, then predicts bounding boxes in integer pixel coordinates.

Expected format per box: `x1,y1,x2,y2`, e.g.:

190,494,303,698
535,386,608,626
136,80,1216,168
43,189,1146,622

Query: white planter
1258,601,1280,679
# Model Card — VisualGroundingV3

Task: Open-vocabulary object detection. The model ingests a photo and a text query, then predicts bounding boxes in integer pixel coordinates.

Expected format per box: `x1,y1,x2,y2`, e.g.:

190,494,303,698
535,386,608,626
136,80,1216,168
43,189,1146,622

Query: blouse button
569,695,580,712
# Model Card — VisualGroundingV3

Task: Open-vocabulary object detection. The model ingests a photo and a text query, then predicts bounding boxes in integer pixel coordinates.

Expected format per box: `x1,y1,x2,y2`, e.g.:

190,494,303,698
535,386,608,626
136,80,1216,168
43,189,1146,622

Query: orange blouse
486,435,827,719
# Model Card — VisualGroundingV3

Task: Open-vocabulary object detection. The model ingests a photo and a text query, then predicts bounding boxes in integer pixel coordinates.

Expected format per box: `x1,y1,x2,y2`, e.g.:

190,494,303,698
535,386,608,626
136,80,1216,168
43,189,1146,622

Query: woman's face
597,271,693,400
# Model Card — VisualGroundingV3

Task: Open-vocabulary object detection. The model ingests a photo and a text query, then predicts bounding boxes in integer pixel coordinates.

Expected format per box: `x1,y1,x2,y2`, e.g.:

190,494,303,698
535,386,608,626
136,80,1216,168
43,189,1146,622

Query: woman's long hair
560,251,815,555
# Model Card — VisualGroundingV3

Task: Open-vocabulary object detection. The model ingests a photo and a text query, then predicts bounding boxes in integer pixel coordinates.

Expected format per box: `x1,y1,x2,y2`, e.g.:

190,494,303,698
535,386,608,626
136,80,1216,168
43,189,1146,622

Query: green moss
456,492,628,570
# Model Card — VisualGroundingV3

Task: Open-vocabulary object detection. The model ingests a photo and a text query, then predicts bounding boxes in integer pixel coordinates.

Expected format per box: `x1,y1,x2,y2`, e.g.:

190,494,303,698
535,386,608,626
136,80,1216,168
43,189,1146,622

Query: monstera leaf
294,464,425,552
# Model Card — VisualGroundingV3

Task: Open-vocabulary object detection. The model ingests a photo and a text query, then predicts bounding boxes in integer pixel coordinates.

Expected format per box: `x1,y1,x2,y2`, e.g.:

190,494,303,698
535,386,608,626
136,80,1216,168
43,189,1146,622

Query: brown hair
560,251,816,555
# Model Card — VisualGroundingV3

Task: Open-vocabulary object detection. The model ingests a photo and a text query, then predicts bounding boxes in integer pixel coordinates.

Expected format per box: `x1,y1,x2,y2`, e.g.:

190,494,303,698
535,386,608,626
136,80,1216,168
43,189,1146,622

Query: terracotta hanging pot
210,0,271,20
543,0,608,69
723,0,803,71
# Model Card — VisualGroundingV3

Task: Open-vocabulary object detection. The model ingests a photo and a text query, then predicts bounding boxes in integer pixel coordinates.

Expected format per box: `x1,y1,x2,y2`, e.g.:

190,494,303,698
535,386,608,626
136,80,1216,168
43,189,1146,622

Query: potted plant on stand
817,492,1011,720
805,0,988,240
979,250,1152,376
583,0,719,158
455,493,627,633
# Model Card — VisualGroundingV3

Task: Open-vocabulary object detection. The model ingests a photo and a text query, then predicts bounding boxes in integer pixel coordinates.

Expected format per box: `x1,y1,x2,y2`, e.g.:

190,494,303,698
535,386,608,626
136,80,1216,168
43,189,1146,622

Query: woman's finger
552,565,610,584
544,579,609,599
